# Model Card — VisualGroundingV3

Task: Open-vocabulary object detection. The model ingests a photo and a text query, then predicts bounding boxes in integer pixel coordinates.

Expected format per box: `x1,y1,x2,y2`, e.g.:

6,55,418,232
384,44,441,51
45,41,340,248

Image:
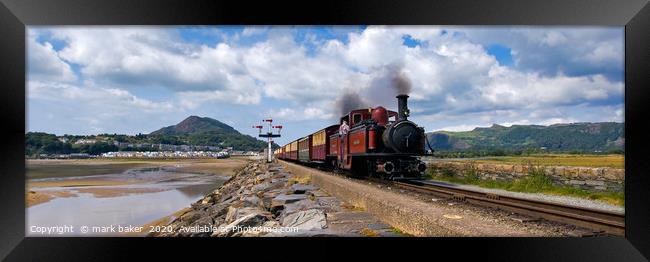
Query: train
275,94,428,179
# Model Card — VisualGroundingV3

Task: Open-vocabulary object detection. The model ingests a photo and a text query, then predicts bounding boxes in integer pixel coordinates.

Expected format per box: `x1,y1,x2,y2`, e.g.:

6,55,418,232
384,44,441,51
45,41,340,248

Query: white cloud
27,33,77,83
457,27,624,76
28,80,176,134
271,106,335,122
27,26,625,138
434,124,486,132
29,81,174,112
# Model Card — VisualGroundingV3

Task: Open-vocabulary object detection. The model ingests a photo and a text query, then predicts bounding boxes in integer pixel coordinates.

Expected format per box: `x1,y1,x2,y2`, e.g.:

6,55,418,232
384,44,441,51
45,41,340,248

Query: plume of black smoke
334,64,412,118
335,91,367,117
365,64,412,109
390,67,412,95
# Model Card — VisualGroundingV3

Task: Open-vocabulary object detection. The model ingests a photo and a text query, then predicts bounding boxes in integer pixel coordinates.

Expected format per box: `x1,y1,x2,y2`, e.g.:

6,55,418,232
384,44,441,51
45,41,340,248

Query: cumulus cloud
27,33,77,83
27,26,624,139
453,27,624,79
28,80,176,134
270,107,335,122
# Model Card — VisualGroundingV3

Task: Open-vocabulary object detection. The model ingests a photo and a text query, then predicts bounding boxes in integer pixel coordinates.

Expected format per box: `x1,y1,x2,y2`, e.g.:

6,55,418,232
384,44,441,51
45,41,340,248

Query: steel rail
394,180,625,236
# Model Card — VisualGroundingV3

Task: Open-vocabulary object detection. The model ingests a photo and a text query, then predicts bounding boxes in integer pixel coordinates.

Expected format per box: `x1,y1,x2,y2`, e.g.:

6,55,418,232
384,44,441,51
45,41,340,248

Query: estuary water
27,166,228,236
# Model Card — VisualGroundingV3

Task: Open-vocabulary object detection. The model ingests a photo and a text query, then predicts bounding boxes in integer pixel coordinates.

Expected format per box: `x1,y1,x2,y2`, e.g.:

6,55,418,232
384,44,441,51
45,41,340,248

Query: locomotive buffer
254,119,282,162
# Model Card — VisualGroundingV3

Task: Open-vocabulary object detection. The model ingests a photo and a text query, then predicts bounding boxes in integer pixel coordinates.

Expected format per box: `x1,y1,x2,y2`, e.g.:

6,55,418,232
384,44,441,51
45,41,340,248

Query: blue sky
27,26,624,146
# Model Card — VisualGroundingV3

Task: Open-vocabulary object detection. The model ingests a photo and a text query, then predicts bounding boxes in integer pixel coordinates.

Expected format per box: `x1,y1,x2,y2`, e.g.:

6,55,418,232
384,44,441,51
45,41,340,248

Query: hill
151,116,238,136
26,116,273,156
426,122,624,153
149,116,273,151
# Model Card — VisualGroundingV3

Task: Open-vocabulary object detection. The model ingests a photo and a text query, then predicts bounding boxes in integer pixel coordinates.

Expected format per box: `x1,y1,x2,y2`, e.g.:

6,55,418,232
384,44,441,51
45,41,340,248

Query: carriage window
352,113,362,125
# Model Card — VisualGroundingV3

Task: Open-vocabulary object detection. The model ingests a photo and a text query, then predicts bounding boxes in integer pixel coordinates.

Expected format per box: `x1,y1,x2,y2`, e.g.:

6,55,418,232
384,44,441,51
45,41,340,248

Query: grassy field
425,166,624,206
442,154,624,169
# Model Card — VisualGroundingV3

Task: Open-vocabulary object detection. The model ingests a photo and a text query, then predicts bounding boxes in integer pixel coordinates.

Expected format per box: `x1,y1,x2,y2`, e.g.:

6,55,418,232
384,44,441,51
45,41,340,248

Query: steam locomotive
275,94,428,179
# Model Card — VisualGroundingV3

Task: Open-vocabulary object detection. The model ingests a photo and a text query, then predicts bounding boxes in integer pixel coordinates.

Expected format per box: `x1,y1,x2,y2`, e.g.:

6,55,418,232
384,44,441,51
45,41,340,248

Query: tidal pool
26,166,228,236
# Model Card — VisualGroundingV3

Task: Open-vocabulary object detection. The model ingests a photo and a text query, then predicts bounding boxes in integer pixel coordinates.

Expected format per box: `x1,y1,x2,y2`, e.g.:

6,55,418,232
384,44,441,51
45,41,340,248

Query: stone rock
602,168,624,180
569,180,586,185
278,199,320,222
190,216,213,227
310,190,330,197
281,209,327,231
225,207,267,224
236,187,245,194
260,190,283,208
256,173,272,182
585,180,606,186
315,197,343,212
252,182,272,192
207,204,229,218
221,196,237,206
271,194,308,208
191,202,210,210
271,177,289,184
201,196,214,205
219,195,234,203
180,210,207,224
212,212,270,237
291,184,318,194
242,195,261,207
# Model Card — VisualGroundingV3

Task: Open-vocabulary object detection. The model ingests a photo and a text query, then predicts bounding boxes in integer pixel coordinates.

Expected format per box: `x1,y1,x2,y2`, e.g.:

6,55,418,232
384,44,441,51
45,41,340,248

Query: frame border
1,0,648,260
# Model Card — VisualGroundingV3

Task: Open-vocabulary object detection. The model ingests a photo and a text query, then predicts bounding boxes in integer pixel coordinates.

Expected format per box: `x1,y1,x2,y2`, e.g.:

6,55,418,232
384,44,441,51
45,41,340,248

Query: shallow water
27,167,227,236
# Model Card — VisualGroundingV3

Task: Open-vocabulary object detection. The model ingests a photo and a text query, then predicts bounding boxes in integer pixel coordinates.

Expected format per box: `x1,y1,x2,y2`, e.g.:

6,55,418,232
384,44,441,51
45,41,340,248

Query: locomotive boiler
276,94,428,179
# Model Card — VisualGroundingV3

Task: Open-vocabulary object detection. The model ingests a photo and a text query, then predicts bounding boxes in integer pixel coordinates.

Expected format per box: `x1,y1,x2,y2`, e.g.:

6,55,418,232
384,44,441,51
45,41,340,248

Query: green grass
426,166,624,206
455,154,624,168
388,227,411,236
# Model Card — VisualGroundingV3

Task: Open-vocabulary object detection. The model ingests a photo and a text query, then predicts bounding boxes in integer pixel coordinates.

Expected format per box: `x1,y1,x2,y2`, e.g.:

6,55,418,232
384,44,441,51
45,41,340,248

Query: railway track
286,161,625,236
393,179,625,236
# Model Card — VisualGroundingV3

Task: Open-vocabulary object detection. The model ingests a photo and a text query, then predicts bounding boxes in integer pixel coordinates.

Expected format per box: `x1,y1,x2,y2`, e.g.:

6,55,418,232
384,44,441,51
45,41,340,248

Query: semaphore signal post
254,119,282,163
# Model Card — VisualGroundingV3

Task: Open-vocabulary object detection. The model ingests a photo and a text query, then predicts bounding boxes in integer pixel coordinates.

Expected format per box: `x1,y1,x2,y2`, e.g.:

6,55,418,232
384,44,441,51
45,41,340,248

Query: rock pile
151,161,343,237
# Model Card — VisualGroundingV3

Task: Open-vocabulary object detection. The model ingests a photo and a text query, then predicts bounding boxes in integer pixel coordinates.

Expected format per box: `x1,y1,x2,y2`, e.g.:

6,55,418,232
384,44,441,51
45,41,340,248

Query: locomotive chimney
396,94,410,121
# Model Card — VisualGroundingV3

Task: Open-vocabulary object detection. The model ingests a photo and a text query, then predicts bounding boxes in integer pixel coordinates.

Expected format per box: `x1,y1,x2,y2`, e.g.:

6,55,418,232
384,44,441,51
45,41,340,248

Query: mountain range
426,122,624,152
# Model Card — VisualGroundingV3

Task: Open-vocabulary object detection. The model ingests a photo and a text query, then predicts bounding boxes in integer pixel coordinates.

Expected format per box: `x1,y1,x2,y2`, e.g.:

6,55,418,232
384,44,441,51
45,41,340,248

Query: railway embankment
152,160,402,237
280,161,566,236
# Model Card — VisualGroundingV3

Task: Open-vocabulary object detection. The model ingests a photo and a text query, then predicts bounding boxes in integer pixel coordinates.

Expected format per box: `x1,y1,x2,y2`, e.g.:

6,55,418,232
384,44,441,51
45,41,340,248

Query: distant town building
69,153,91,159
74,139,97,145
100,150,230,159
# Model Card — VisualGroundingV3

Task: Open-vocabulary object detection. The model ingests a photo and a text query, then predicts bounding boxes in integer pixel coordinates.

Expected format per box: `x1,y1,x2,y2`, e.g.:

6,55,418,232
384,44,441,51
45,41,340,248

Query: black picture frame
1,0,649,260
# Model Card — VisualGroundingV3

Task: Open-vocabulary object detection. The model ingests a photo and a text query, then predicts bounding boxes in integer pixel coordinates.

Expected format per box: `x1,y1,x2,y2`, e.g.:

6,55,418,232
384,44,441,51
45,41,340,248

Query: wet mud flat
26,158,249,236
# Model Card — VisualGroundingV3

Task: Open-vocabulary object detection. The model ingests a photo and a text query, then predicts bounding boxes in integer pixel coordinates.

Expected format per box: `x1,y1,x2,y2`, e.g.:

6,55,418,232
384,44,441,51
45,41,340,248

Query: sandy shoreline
26,158,251,207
